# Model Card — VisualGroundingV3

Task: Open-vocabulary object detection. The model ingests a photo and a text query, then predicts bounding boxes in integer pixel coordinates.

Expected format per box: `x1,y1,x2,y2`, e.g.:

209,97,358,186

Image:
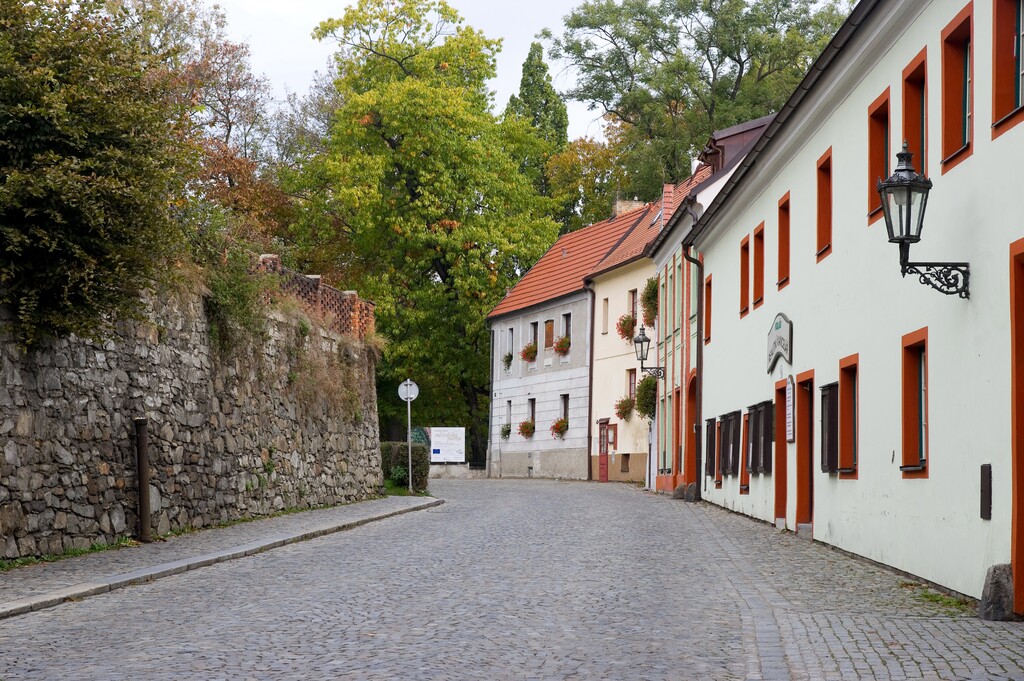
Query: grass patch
899,580,975,614
0,537,138,573
384,479,432,497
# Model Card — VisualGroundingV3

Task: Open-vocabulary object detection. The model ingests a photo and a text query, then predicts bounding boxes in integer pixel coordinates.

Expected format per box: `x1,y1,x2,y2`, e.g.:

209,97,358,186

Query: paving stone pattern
1,480,1023,680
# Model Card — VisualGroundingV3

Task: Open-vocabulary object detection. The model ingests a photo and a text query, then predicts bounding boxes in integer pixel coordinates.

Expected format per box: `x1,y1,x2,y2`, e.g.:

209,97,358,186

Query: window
601,298,609,334
867,88,890,222
902,327,928,477
746,407,758,473
903,49,928,176
627,369,637,400
777,193,790,290
720,411,741,476
703,275,712,344
752,401,773,474
816,148,833,261
740,236,750,316
507,328,514,353
530,321,538,345
628,289,638,320
705,418,717,478
740,412,751,494
562,312,572,340
561,393,569,421
820,382,839,474
620,453,630,473
714,419,723,486
506,400,512,426
941,3,973,172
544,319,554,349
753,222,765,308
675,261,683,330
839,354,859,477
993,0,1024,136
528,398,536,422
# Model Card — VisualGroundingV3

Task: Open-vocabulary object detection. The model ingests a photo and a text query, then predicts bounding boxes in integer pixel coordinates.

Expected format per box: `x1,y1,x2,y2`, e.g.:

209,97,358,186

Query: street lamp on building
876,142,970,298
633,325,665,379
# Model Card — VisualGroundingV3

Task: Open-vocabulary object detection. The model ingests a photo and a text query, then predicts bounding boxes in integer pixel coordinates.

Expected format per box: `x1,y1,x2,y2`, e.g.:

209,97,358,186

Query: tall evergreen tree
505,42,569,148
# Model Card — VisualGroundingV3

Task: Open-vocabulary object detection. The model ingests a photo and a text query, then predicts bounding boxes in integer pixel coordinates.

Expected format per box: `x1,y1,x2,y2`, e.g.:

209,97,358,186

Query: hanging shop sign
767,313,793,374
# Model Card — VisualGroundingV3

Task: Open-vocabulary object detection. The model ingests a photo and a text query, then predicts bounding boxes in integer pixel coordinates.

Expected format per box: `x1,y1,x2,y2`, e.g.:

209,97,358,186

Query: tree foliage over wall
307,0,558,463
0,0,192,347
544,0,847,199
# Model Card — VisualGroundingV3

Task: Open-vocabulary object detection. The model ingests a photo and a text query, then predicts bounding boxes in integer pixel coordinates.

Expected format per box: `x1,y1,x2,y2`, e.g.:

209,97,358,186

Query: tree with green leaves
310,0,558,462
505,42,569,148
544,0,847,199
0,0,192,347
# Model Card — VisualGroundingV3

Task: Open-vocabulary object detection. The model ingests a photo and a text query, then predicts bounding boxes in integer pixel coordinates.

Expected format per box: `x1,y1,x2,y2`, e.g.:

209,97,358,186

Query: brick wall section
258,255,375,340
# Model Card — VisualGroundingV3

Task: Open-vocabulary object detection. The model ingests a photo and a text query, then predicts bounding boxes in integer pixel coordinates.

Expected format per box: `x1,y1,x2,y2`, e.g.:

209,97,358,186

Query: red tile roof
588,166,714,279
488,205,653,319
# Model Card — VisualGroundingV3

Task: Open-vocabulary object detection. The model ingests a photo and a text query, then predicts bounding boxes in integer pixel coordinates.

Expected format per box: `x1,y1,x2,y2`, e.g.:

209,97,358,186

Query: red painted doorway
598,421,609,482
795,370,815,530
1009,240,1024,614
774,379,788,526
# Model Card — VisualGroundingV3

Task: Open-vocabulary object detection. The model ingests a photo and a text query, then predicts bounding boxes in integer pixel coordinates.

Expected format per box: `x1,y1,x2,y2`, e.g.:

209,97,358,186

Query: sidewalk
0,494,442,620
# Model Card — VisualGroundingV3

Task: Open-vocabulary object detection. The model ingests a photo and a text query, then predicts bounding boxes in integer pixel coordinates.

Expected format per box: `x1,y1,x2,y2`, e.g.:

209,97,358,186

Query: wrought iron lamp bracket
901,261,970,298
641,365,666,379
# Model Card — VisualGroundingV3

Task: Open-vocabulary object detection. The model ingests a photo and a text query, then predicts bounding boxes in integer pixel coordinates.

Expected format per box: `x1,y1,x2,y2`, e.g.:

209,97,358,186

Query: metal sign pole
407,387,413,493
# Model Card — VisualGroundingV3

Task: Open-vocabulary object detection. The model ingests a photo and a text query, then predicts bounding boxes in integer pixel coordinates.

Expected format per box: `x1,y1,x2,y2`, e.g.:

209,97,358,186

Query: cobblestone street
1,479,1023,680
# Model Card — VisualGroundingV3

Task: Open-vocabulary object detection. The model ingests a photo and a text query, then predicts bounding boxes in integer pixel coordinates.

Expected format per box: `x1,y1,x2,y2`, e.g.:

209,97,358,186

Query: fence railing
256,254,375,341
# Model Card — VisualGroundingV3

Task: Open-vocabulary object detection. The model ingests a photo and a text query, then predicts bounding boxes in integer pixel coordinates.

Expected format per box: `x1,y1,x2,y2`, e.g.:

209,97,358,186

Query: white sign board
429,427,466,464
767,313,793,374
785,376,795,443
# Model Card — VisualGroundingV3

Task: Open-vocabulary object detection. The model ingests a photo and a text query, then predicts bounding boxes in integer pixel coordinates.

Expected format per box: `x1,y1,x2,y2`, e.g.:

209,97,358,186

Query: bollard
134,417,152,543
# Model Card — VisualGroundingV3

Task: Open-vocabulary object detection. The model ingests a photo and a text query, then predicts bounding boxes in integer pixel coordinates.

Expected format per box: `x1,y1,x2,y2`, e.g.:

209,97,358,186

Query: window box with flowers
500,423,511,440
519,342,537,363
550,417,569,439
518,419,535,438
616,313,636,342
502,352,513,371
614,396,635,421
553,335,571,357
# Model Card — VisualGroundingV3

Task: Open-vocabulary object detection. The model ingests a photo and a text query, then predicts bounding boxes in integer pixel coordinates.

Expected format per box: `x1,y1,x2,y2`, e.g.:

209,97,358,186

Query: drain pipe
134,417,152,542
584,280,596,481
681,202,704,500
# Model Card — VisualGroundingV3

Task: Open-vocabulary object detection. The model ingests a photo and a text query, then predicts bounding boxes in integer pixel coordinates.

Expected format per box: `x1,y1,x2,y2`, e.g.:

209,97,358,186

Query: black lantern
876,142,970,298
633,325,664,379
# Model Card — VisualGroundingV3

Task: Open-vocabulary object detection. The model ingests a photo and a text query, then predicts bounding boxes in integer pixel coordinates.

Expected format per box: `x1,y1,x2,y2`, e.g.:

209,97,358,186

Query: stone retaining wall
0,290,381,559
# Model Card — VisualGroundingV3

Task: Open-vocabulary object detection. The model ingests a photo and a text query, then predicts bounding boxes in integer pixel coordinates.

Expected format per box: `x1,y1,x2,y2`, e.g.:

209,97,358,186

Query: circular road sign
398,379,419,402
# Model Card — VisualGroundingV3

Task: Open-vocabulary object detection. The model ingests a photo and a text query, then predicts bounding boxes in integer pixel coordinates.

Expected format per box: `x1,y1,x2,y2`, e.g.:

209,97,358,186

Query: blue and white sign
429,427,466,464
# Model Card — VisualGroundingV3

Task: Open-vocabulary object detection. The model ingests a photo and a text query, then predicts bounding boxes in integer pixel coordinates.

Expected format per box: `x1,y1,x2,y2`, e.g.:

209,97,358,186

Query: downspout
681,202,704,501
585,280,596,481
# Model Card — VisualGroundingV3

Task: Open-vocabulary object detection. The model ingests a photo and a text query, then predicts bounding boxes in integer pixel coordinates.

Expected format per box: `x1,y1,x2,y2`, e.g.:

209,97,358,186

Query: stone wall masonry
0,289,382,559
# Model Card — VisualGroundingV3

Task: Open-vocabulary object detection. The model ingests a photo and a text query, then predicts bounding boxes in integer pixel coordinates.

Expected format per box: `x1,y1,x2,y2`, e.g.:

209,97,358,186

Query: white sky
212,0,605,141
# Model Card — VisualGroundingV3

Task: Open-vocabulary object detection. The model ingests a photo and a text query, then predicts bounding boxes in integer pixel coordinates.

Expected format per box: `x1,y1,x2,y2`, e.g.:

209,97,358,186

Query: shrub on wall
380,442,429,491
518,419,536,437
519,341,538,362
616,313,636,342
550,417,568,439
635,375,657,420
553,335,571,356
614,396,635,421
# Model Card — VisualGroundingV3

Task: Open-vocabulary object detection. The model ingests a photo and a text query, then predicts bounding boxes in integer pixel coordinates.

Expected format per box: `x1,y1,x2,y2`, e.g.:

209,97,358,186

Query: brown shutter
980,464,992,520
544,320,554,348
820,383,838,473
747,406,758,473
705,418,716,477
761,401,774,474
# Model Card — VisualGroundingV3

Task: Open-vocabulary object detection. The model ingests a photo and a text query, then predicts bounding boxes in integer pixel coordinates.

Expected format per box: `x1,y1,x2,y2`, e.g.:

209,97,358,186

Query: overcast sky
212,0,605,141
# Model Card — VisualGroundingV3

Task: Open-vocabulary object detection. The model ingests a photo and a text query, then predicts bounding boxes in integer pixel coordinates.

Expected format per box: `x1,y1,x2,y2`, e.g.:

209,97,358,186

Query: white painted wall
694,1,1022,598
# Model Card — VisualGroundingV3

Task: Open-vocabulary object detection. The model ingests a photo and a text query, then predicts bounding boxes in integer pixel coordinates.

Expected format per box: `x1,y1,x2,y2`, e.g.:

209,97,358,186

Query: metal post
406,389,413,493
134,417,151,543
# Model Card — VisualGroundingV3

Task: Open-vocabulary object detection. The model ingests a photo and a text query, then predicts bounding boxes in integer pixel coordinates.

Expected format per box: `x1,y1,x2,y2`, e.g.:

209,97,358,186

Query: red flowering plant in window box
616,313,636,342
553,335,571,356
550,417,569,439
519,341,537,363
518,419,535,438
614,396,635,421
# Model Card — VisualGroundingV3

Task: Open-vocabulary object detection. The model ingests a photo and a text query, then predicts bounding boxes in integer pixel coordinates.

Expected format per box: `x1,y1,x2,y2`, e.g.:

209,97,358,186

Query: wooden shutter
705,418,716,477
820,383,839,473
544,320,554,348
747,406,758,473
761,401,774,474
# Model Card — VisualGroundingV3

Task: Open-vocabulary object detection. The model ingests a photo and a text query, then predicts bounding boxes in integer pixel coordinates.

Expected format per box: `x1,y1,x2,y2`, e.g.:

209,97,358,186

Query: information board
429,427,466,464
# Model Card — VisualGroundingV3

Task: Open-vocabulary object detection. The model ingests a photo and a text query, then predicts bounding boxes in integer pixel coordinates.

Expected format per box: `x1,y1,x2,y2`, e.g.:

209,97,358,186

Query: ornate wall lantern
633,325,665,379
876,142,970,298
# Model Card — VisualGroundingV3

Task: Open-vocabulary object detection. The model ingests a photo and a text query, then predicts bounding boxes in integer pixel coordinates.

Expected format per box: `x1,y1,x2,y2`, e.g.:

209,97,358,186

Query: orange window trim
753,222,765,309
778,192,791,290
902,48,928,176
795,369,815,526
740,412,751,494
901,327,929,479
839,353,859,480
704,274,713,344
740,235,750,317
1008,238,1024,615
816,148,833,262
867,88,891,223
940,2,974,174
993,0,1024,137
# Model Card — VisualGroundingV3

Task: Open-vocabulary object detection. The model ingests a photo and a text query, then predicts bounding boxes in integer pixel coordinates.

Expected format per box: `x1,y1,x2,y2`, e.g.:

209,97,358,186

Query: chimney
612,194,645,217
691,157,701,175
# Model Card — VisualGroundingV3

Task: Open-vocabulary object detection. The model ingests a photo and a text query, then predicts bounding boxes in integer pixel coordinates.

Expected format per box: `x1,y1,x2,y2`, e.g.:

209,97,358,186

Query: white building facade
686,0,1024,614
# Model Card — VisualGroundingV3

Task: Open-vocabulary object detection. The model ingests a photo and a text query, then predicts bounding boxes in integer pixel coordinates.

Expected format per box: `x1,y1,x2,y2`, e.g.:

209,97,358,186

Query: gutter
680,200,704,500
584,280,596,481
